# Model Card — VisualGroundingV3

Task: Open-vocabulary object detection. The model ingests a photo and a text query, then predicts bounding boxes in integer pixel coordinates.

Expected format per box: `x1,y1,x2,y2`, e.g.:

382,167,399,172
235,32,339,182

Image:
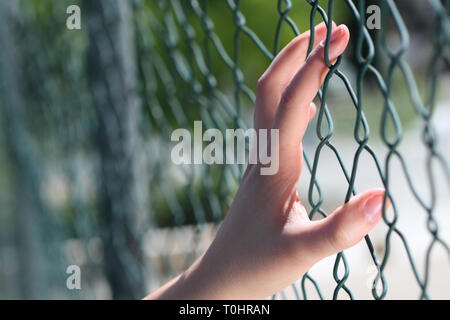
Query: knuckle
256,74,270,92
309,43,326,64
279,84,295,107
326,220,354,252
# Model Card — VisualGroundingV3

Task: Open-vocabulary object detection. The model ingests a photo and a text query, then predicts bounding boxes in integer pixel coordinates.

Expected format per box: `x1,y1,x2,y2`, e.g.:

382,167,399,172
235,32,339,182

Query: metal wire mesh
0,0,449,300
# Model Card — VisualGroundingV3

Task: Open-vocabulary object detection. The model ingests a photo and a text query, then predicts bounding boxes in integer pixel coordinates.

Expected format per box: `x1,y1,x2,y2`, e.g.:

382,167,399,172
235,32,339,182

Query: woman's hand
147,22,389,300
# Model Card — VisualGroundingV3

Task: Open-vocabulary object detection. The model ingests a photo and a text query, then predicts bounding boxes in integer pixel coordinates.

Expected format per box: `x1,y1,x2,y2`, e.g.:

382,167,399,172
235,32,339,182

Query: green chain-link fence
0,0,449,300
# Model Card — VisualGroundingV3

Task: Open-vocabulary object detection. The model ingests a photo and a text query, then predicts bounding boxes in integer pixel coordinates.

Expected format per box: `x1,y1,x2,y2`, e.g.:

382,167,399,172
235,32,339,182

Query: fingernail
364,194,384,223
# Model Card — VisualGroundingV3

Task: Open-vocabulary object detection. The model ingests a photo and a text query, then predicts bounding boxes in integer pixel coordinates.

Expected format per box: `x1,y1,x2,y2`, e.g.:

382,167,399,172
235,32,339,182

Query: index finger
273,25,350,149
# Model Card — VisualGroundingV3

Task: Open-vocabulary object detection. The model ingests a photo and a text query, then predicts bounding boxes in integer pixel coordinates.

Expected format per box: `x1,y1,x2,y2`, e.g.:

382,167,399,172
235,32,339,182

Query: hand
147,22,389,300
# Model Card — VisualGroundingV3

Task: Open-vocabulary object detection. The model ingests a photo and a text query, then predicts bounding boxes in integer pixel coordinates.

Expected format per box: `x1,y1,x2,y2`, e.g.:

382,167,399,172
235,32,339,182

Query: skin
146,22,390,300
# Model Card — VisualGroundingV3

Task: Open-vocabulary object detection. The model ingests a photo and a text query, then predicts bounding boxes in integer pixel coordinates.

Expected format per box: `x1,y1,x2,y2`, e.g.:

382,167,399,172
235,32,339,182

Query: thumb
305,189,389,261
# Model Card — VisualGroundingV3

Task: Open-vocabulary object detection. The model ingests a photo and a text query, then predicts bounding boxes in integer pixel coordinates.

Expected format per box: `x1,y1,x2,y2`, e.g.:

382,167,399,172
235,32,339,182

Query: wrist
145,254,224,299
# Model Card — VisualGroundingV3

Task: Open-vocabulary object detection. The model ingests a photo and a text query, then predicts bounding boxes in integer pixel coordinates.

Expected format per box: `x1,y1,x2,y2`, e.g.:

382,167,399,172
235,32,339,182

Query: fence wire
0,0,449,300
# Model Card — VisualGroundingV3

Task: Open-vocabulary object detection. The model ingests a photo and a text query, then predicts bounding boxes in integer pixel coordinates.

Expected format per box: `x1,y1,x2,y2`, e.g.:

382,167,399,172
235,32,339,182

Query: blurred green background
0,0,448,299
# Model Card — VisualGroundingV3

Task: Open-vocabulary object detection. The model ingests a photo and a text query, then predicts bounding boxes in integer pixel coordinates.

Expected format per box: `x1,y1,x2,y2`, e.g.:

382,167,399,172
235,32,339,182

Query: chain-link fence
0,0,449,300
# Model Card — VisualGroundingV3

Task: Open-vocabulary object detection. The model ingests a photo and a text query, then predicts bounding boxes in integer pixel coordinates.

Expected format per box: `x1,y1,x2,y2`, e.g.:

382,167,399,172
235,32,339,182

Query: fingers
303,189,390,261
255,21,336,130
273,24,350,149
